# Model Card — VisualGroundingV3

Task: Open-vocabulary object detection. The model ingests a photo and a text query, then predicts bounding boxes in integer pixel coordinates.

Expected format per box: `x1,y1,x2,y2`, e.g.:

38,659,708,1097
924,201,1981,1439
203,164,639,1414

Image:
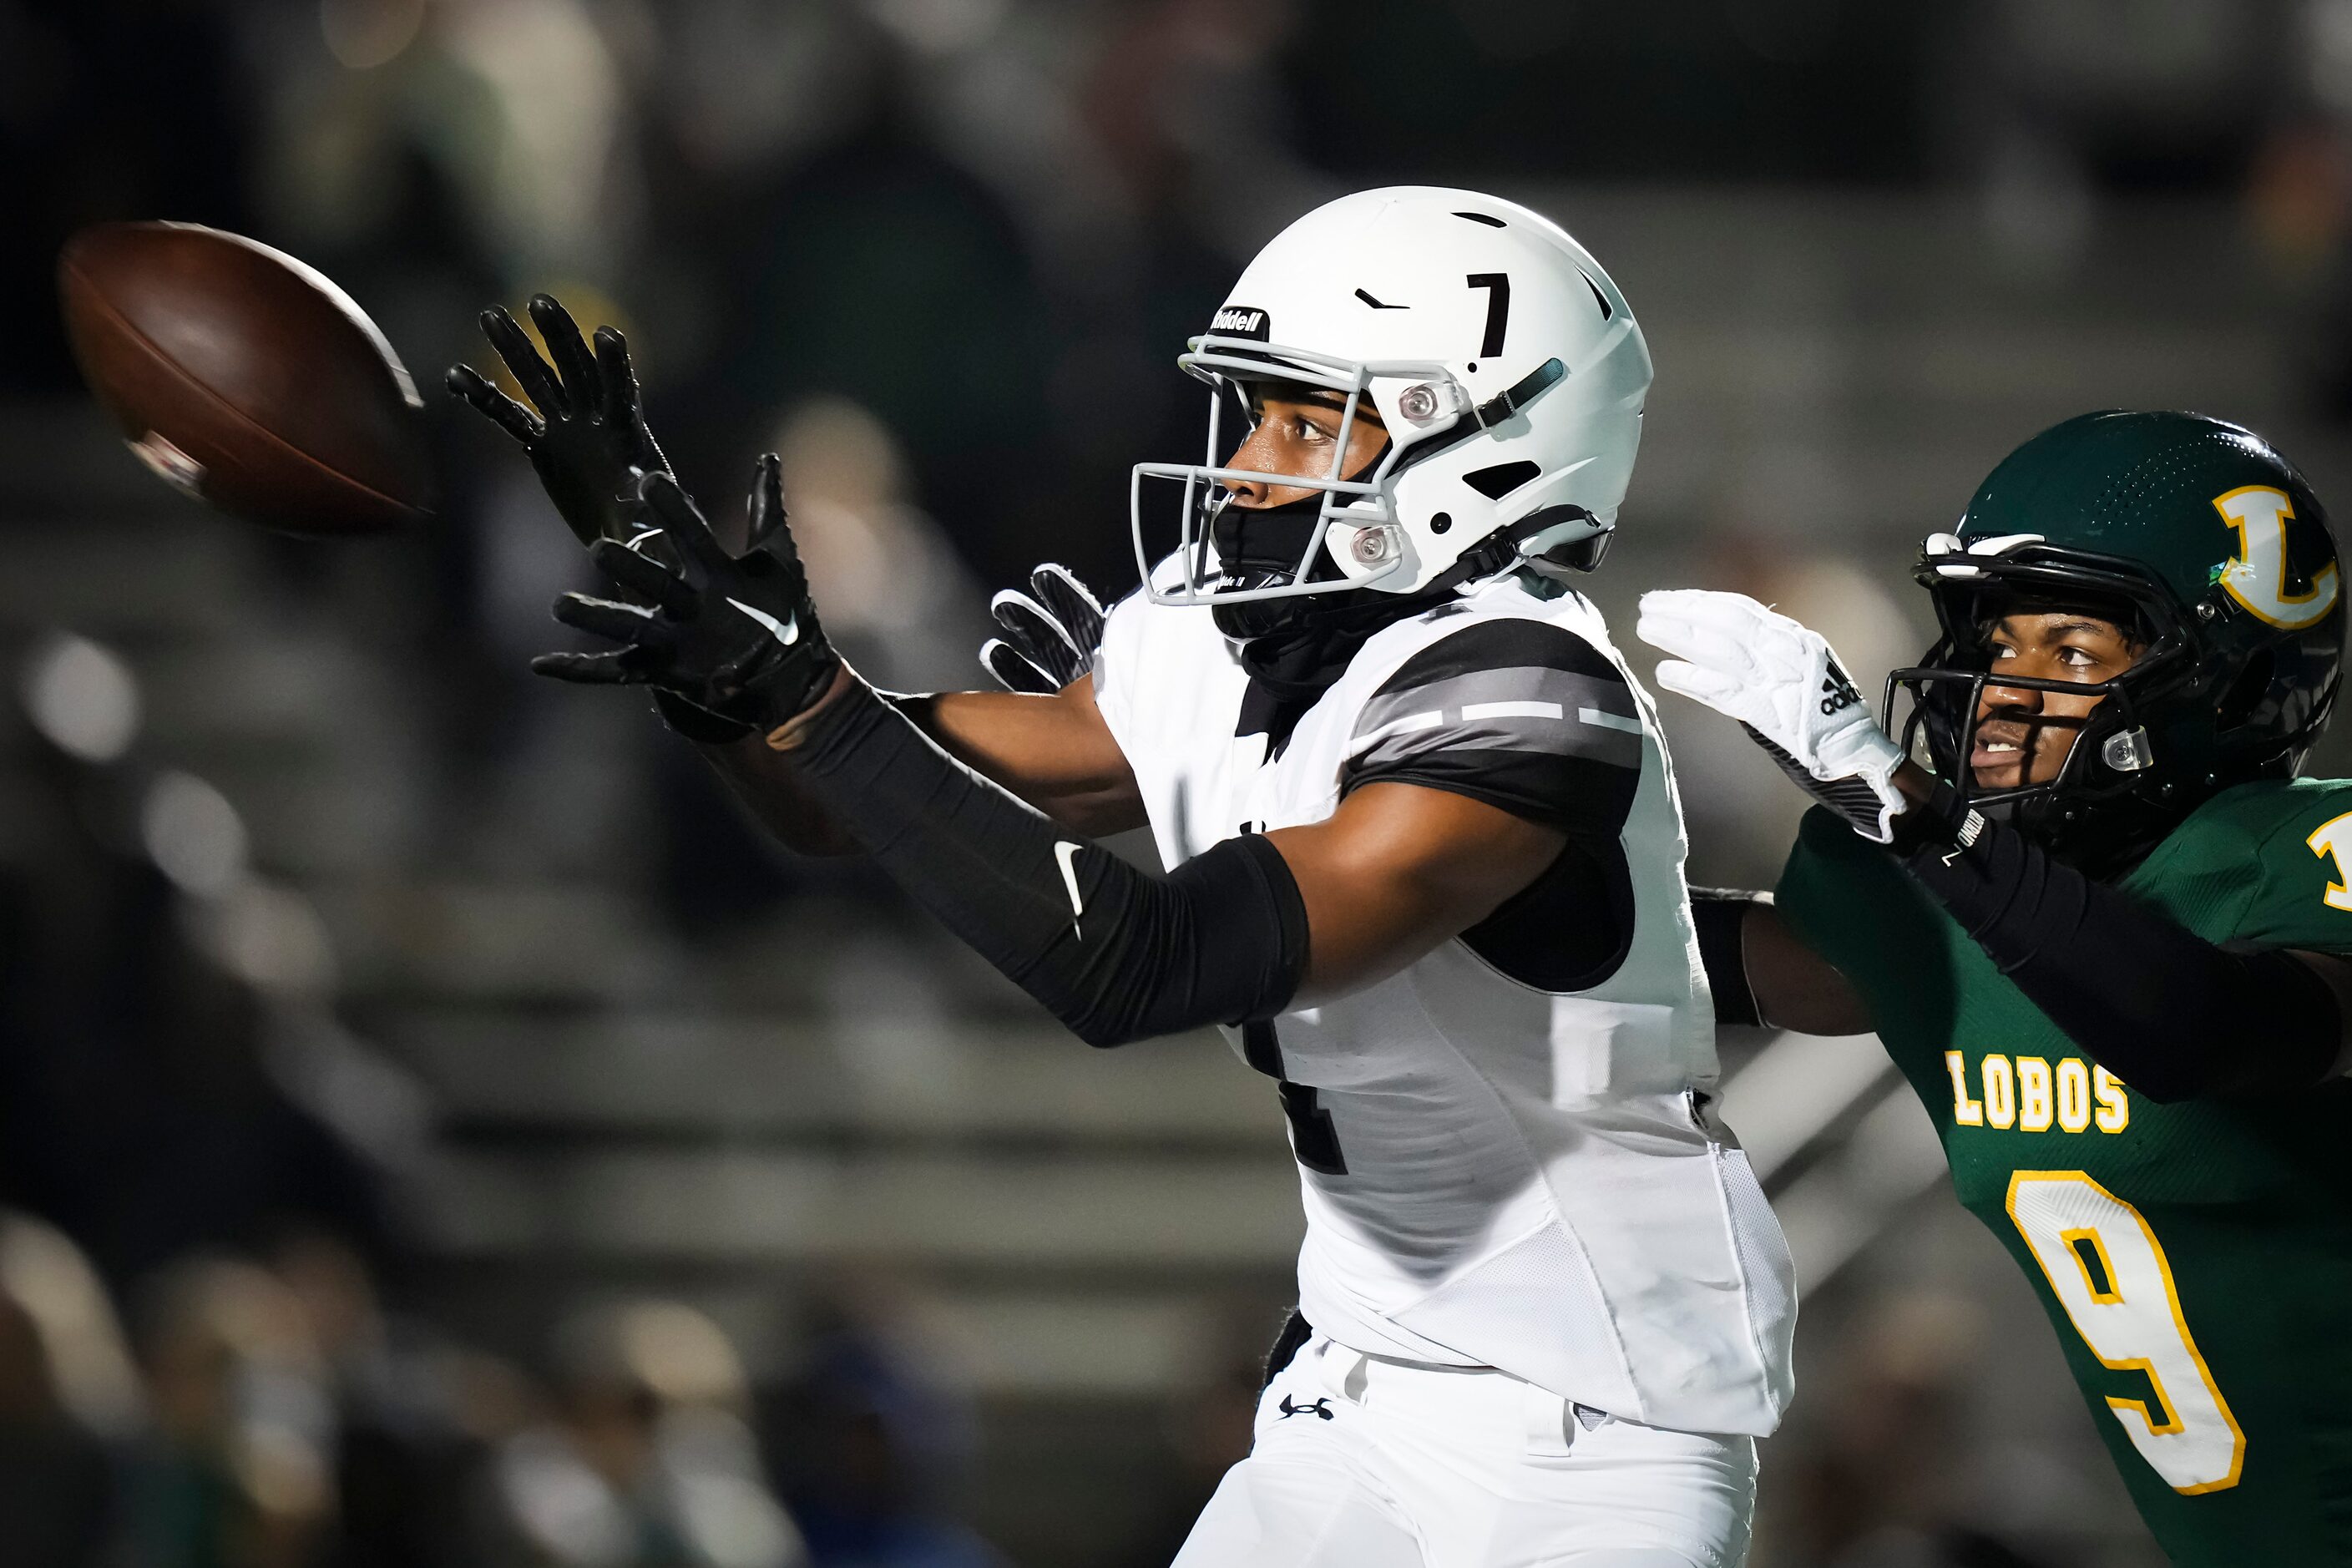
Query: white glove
1636,589,1908,842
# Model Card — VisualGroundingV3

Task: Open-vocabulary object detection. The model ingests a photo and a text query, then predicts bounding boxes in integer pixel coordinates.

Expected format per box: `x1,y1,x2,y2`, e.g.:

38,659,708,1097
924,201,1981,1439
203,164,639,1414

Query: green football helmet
1888,410,2344,863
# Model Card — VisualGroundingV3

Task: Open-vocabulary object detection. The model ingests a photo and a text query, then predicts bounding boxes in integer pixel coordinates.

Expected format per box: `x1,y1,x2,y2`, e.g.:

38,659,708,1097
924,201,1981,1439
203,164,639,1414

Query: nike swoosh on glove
531,461,839,736
981,563,1107,695
1636,588,1907,842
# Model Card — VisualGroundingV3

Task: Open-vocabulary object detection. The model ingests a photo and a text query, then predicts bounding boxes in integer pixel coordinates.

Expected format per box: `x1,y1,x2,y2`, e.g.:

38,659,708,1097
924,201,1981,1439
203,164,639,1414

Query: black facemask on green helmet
1887,411,2344,871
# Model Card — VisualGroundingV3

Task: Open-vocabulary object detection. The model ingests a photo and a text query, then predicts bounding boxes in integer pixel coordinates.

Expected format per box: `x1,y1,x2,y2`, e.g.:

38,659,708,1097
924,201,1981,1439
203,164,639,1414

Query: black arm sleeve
1897,793,2339,1101
1692,889,1771,1029
783,678,1308,1047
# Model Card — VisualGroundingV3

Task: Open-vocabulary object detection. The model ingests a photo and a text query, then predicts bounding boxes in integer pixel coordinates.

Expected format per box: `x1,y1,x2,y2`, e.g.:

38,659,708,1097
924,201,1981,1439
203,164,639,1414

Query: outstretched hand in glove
534,459,841,738
448,293,670,549
980,563,1106,695
1636,589,1912,843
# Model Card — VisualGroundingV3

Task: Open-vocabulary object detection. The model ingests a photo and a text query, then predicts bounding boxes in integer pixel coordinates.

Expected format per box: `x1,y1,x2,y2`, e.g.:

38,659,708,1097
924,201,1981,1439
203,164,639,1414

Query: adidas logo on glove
1818,663,1864,717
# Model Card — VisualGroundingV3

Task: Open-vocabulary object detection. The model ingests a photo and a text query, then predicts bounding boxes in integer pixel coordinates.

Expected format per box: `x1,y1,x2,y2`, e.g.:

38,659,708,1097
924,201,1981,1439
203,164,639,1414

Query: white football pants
1172,1334,1755,1568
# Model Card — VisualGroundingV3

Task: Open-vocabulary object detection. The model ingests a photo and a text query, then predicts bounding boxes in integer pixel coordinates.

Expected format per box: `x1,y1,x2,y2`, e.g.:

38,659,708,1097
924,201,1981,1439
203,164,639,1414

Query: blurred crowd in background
9,0,2352,1564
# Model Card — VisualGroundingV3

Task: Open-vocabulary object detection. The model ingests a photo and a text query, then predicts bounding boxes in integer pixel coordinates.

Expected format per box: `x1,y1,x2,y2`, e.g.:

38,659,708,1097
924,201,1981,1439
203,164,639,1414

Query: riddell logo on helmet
1210,306,1271,341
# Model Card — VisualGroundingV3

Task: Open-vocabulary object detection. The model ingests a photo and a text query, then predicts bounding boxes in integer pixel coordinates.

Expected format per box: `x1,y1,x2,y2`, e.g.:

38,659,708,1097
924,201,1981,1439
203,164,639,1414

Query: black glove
533,462,840,735
447,294,670,549
980,563,1106,694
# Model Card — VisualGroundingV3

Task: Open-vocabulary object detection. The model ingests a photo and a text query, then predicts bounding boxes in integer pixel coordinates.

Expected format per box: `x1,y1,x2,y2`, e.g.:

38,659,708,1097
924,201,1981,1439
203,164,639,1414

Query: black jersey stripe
1370,618,1630,692
1341,747,1640,840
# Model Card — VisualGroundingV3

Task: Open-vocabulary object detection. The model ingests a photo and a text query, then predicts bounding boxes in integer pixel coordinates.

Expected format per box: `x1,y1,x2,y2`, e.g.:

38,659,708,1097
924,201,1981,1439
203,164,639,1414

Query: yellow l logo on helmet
2214,485,2339,630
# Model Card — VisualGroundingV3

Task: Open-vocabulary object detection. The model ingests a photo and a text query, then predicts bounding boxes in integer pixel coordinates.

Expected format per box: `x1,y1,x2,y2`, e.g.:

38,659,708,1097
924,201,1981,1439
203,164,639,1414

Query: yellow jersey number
2006,1171,2245,1495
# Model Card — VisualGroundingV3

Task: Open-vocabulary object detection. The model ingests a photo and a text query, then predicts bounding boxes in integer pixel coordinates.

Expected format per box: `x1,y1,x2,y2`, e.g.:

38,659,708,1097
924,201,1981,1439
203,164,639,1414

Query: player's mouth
1970,713,2087,786
1970,725,2033,782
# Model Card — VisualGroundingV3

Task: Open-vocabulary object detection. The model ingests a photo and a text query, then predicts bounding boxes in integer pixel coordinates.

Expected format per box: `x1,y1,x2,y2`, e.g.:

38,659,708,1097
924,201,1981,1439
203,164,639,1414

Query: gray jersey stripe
1579,706,1643,736
1461,699,1564,721
1355,665,1639,760
1355,710,1449,749
1354,712,1642,771
1350,676,1644,769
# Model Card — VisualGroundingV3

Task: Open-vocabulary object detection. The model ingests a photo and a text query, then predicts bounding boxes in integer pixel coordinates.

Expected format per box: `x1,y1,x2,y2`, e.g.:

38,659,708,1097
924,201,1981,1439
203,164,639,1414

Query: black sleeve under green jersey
1776,779,2352,1568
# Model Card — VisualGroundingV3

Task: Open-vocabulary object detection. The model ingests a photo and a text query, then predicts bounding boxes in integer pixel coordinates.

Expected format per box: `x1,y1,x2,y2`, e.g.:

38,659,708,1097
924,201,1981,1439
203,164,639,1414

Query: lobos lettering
1945,1050,2128,1135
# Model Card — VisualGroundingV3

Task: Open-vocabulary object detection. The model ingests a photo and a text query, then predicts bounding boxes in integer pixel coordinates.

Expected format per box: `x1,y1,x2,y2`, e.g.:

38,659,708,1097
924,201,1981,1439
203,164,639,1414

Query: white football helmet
1130,185,1653,604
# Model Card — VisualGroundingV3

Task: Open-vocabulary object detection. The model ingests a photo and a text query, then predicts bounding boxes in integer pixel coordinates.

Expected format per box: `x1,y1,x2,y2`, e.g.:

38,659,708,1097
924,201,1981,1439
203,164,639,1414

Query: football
57,221,432,536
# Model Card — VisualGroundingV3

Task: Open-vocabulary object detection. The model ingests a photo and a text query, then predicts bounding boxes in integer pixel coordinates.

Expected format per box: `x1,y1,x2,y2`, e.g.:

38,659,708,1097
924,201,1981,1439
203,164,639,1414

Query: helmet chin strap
1426,503,1612,592
1209,485,1344,599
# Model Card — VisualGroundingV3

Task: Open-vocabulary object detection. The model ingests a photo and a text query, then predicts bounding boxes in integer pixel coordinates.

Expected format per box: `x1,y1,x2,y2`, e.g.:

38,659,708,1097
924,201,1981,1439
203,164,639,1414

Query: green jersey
1778,780,2352,1565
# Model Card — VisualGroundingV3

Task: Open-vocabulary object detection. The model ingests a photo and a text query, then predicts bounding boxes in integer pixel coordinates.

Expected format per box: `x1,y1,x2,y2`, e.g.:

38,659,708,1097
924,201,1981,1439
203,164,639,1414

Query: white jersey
1095,562,1797,1438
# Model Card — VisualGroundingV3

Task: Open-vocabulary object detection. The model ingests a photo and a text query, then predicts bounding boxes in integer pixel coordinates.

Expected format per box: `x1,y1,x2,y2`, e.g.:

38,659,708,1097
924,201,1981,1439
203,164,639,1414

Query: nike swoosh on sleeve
1055,840,1085,936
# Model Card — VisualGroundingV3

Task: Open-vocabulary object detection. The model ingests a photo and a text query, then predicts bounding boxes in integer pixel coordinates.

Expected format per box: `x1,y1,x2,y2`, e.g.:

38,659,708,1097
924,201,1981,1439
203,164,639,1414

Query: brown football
58,221,432,536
